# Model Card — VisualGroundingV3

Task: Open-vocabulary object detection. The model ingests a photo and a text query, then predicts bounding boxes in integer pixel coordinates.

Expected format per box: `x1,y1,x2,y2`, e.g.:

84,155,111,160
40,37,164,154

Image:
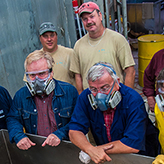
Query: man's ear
99,12,103,21
50,71,54,79
116,78,120,90
39,35,42,41
117,78,120,84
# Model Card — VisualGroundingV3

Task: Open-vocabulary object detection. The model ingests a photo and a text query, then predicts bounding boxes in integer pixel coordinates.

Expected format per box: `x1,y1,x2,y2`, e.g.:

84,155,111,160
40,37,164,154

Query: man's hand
42,134,61,147
87,144,113,164
147,96,155,112
17,137,36,150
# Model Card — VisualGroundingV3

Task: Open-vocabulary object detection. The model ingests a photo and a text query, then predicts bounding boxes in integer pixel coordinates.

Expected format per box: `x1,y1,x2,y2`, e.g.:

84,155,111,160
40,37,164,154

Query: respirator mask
88,80,122,111
25,68,55,96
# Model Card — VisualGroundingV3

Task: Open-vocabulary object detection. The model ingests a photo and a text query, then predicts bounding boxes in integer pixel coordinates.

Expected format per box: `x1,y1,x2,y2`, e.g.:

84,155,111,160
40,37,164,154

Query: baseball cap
78,2,100,17
39,22,56,35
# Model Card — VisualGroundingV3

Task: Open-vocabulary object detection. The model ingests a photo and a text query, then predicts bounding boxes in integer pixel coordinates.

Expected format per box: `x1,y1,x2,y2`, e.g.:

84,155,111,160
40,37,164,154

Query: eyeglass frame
25,68,52,81
89,80,116,94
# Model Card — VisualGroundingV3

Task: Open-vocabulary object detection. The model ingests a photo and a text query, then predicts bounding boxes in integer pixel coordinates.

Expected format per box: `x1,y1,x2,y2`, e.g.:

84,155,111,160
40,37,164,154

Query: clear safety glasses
25,69,51,82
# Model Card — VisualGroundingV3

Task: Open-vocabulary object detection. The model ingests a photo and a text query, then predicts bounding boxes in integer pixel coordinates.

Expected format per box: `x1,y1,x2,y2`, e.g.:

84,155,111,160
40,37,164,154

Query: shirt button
33,125,36,127
58,123,62,126
43,101,45,103
34,109,37,112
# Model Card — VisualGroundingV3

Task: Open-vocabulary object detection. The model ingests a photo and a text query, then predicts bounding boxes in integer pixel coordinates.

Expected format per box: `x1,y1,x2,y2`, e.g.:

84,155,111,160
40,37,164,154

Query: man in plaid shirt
7,50,78,150
69,62,160,164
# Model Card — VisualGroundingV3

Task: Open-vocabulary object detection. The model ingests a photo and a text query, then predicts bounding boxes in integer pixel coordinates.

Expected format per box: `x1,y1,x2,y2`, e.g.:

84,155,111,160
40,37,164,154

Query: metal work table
0,129,155,164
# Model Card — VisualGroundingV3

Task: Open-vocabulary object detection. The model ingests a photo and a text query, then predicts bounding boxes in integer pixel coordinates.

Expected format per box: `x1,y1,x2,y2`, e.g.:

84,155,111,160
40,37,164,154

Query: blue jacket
0,86,12,129
7,79,78,144
69,83,159,157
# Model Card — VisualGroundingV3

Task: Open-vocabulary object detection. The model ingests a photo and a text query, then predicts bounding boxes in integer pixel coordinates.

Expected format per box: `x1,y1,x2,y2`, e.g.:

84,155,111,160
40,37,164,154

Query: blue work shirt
7,79,78,144
0,86,12,129
69,83,159,157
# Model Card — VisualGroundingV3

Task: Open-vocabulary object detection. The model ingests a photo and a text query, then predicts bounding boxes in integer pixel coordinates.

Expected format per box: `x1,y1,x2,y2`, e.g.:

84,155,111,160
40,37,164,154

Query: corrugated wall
0,0,77,97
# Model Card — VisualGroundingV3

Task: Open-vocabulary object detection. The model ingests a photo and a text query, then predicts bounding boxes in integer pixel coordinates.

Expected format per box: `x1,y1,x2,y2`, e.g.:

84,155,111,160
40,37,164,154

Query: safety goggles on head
25,68,52,82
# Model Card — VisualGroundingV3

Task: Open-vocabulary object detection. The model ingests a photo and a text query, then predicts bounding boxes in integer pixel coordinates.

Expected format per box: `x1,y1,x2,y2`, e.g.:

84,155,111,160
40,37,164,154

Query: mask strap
25,82,35,96
105,80,116,102
88,93,97,110
95,63,116,75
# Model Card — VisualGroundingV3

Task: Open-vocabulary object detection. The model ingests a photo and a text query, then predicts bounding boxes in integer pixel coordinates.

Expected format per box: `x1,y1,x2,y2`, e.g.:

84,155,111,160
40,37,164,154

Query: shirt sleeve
116,35,135,70
69,92,90,135
69,41,81,74
120,95,147,151
143,52,159,97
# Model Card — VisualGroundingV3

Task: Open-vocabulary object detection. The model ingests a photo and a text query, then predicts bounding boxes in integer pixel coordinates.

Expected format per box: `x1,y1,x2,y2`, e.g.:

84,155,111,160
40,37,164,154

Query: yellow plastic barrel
138,34,164,87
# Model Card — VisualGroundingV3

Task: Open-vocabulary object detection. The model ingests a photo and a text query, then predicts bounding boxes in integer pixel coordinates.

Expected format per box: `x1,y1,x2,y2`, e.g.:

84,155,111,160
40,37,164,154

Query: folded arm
69,130,139,163
69,130,112,164
99,140,139,154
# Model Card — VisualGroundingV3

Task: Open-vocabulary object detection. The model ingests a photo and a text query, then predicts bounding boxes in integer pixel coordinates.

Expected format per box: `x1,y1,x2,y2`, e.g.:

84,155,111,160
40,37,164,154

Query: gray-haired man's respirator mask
88,80,122,111
25,68,55,96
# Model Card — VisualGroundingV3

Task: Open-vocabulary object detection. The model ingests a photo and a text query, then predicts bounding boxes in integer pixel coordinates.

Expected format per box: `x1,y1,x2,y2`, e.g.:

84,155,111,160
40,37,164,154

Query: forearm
54,124,69,141
75,74,83,94
69,130,113,163
69,130,94,153
101,140,139,154
143,73,156,97
124,66,135,89
147,96,156,112
7,117,26,143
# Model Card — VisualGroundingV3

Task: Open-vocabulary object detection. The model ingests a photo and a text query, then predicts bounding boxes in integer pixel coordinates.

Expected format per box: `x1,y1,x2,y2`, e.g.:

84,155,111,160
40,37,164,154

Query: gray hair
24,50,54,72
86,62,119,82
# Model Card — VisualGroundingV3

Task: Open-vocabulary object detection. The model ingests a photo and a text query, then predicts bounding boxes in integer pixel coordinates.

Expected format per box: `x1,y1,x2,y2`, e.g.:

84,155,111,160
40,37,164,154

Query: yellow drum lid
138,34,164,42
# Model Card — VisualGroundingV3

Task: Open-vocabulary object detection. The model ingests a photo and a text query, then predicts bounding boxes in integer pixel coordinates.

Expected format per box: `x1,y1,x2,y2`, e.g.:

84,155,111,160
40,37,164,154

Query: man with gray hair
7,50,78,150
69,62,159,164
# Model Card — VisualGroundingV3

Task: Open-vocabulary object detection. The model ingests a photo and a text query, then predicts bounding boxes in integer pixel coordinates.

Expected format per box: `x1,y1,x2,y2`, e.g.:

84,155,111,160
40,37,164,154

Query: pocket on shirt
90,120,102,134
22,112,30,119
59,106,73,118
21,110,37,133
111,128,124,140
58,106,73,126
